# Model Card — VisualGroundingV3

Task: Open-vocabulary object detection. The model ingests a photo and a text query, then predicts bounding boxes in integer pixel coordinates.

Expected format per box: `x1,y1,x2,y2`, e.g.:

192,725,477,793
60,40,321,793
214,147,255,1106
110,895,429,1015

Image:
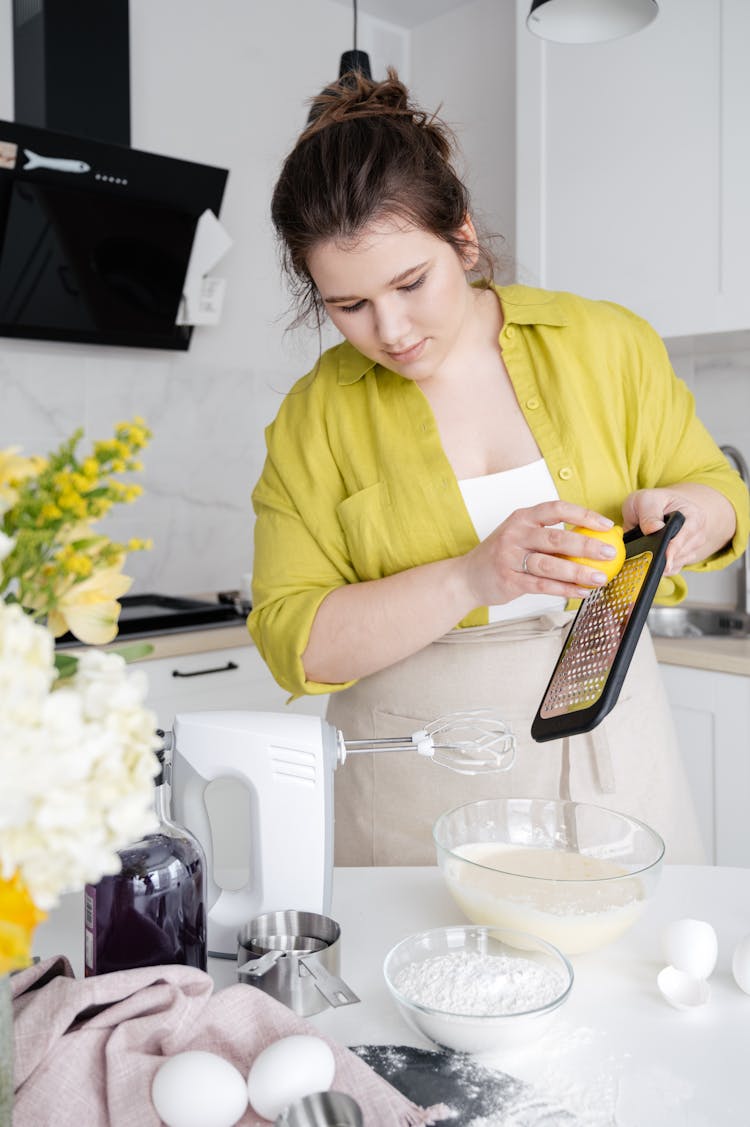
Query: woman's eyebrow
324,261,429,303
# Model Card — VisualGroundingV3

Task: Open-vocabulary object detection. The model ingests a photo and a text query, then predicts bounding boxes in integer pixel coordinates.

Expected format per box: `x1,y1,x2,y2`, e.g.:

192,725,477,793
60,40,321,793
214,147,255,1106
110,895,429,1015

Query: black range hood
3,0,229,351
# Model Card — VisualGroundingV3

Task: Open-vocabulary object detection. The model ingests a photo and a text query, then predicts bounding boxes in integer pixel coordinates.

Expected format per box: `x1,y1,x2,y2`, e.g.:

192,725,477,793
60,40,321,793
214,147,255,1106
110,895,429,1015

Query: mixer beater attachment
337,708,516,775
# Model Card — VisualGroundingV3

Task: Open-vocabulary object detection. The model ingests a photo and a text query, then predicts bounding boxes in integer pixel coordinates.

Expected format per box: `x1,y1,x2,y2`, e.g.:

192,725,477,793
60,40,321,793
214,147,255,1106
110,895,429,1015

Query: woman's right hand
461,500,620,608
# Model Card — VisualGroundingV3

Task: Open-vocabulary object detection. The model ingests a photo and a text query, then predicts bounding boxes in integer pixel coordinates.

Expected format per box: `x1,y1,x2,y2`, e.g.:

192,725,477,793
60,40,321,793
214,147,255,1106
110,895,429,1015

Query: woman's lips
386,339,426,365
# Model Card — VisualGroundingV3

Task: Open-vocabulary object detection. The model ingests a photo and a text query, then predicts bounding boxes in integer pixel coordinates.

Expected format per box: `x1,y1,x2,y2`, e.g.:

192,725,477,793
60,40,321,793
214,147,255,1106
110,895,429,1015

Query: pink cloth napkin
11,956,445,1127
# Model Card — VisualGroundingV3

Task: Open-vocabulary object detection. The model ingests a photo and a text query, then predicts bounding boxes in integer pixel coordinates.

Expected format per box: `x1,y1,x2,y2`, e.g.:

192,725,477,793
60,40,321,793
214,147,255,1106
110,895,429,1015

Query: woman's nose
374,300,410,348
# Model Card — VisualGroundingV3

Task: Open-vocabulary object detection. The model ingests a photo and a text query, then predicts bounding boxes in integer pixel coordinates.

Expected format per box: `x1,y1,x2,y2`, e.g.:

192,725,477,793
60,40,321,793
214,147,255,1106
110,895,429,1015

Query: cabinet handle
171,660,239,679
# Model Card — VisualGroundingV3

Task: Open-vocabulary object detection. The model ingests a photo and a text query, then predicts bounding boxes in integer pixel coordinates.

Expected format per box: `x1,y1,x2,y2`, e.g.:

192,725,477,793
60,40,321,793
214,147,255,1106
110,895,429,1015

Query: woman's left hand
622,485,736,576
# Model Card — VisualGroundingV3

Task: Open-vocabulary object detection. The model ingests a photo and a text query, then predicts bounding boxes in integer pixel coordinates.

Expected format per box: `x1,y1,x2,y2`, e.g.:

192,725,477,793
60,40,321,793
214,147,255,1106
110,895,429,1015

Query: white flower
0,530,14,561
0,601,160,910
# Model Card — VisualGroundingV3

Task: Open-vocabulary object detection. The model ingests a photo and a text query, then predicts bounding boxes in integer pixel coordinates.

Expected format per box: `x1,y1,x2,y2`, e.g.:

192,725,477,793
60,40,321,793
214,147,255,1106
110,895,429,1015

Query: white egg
732,934,750,994
152,1050,248,1127
247,1034,336,1121
662,918,718,980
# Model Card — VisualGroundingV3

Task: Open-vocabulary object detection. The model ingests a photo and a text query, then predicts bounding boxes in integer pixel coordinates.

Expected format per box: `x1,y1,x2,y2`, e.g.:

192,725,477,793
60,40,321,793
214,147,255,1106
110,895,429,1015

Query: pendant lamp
527,0,658,44
339,0,371,82
307,0,371,124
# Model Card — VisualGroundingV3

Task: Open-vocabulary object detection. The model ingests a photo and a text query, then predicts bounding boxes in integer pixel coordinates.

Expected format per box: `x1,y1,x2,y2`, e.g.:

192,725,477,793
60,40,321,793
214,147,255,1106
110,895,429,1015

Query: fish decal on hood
23,149,91,174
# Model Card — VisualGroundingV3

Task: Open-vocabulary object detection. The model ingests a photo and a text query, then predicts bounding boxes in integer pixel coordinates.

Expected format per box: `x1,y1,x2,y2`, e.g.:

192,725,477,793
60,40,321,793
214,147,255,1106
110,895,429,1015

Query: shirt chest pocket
336,481,417,580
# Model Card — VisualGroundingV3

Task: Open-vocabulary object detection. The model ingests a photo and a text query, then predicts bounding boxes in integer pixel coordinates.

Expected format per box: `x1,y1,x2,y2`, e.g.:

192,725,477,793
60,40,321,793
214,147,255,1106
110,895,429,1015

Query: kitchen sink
647,604,750,639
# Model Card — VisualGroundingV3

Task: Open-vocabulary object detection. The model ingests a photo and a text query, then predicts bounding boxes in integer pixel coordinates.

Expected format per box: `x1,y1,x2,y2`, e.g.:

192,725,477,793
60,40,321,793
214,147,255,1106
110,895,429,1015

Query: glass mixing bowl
433,798,664,955
383,924,573,1055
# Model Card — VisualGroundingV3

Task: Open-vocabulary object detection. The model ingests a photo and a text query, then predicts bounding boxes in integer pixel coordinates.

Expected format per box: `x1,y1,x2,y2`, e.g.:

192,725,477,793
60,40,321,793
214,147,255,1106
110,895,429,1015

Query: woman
249,71,749,866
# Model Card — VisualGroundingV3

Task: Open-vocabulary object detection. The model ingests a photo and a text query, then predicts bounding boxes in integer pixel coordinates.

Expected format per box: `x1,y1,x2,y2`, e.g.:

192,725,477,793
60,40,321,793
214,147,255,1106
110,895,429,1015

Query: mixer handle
338,709,516,775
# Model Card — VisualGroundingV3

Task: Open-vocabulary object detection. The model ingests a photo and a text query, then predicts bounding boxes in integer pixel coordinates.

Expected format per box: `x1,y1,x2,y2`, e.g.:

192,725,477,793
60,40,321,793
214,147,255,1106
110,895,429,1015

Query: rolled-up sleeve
248,413,359,698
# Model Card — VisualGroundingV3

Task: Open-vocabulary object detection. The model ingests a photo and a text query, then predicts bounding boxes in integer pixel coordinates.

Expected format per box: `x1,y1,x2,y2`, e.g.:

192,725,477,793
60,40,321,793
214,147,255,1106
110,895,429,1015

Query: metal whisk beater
337,708,516,775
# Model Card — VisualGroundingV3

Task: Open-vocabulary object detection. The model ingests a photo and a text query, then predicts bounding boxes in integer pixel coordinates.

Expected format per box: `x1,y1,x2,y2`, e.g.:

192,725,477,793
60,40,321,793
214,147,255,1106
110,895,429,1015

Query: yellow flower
47,562,133,644
39,501,63,521
0,871,46,975
0,447,43,512
66,553,94,578
89,498,113,518
58,490,87,517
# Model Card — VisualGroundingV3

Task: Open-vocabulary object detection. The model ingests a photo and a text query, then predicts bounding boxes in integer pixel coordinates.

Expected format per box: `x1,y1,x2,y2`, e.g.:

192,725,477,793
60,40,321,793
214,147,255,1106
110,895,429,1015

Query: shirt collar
336,340,378,386
493,283,570,327
334,283,569,385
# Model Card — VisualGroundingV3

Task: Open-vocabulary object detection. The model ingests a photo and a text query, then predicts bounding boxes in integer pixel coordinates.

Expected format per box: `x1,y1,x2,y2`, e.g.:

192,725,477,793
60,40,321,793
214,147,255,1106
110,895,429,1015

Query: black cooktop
56,592,247,647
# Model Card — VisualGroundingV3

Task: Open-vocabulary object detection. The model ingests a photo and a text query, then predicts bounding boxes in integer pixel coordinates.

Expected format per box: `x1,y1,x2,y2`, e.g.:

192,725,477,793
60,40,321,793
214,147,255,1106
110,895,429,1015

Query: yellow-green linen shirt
249,285,750,697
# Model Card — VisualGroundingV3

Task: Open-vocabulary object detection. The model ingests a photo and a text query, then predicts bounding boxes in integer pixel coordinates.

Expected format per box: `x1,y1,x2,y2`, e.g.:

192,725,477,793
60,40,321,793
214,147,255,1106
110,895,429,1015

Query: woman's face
306,215,479,382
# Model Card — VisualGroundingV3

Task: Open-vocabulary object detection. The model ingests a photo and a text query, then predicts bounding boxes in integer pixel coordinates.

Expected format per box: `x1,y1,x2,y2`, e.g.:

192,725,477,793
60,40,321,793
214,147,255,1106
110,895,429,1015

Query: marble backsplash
2,330,750,607
0,334,318,598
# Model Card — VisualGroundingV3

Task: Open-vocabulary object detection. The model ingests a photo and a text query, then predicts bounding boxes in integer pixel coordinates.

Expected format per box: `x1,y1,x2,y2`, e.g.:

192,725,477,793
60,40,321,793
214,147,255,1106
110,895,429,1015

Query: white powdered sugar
393,950,566,1015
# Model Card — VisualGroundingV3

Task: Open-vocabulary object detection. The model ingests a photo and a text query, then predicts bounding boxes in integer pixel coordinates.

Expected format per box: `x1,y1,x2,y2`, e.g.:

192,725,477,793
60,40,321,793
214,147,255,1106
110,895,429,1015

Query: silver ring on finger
521,551,532,574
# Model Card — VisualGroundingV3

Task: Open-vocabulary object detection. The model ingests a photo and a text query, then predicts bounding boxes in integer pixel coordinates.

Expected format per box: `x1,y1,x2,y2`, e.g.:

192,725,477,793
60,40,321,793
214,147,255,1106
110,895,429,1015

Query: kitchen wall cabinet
516,0,750,339
659,663,750,866
141,642,328,732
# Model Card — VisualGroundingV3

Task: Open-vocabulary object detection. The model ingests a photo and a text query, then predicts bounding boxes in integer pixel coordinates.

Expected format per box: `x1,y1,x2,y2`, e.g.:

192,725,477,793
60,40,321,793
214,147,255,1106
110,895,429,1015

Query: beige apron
327,613,705,866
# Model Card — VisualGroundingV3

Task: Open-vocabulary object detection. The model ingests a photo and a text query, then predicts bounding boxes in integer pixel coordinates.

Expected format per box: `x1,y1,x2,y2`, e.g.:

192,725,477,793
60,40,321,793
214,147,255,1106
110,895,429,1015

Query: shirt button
505,326,515,339
526,396,540,410
558,467,573,481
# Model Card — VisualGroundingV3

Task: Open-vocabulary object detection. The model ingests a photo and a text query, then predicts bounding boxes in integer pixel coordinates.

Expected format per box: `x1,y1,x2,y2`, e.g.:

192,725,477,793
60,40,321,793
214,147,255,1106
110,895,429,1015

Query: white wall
412,0,516,273
0,0,514,597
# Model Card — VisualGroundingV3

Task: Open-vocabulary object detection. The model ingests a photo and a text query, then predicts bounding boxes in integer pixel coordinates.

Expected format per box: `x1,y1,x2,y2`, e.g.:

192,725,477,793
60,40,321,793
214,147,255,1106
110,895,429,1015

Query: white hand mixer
164,709,514,957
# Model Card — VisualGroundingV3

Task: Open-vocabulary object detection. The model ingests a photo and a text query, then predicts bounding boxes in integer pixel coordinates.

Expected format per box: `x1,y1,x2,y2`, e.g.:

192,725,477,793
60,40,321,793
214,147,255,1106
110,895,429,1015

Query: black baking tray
531,511,685,742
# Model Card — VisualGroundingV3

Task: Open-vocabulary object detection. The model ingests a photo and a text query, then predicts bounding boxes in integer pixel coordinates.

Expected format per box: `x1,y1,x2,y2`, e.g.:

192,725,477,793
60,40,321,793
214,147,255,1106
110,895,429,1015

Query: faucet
719,444,749,618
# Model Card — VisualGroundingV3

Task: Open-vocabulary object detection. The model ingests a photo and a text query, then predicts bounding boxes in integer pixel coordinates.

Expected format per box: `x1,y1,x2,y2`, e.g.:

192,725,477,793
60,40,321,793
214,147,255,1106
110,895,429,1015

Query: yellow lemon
563,524,626,585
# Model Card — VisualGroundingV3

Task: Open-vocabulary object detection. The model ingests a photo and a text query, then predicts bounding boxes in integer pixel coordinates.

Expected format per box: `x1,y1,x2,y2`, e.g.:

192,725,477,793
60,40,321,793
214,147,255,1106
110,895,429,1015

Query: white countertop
652,633,750,676
36,865,750,1127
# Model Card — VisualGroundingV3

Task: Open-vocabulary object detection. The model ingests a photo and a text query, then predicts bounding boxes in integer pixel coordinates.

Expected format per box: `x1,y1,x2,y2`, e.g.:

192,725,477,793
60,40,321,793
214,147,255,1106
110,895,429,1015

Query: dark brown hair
271,68,496,328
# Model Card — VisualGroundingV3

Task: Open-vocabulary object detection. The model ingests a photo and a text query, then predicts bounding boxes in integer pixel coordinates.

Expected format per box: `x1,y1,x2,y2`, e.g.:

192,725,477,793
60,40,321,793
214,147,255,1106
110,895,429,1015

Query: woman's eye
338,299,366,314
400,274,426,293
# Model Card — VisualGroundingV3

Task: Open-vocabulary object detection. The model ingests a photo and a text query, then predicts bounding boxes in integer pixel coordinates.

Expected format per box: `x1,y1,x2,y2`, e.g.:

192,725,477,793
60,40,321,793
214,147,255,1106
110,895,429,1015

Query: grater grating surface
532,512,685,741
539,551,653,718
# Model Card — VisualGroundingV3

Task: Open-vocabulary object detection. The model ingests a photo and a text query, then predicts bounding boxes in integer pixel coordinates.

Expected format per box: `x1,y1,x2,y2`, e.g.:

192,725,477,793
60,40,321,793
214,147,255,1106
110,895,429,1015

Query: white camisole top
458,458,567,623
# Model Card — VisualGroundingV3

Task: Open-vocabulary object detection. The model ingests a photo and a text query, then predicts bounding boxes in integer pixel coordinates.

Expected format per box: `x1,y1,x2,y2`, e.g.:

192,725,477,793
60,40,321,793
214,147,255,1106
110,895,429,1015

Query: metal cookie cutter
237,909,360,1017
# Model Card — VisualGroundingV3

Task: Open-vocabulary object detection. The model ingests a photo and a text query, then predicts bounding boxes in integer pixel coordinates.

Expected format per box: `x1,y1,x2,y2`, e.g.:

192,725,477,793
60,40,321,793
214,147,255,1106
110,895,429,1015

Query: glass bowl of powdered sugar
434,797,664,956
383,925,573,1055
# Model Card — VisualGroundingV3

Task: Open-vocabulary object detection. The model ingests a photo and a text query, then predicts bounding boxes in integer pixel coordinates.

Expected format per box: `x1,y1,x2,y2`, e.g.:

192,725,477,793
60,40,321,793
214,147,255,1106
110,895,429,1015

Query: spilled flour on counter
354,1024,623,1127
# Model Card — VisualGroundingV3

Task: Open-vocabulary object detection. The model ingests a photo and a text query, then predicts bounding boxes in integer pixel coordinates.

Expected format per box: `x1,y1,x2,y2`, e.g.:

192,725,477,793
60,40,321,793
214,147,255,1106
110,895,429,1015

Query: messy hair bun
271,68,494,327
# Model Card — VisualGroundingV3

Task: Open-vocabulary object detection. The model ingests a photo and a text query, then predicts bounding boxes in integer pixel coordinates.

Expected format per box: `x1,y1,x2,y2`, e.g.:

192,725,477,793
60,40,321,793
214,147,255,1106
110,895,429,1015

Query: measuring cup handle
237,949,284,978
298,957,360,1008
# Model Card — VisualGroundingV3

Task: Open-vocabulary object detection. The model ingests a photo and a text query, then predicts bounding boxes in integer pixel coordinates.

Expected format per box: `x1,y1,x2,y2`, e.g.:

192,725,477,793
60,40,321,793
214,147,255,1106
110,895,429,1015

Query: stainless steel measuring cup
237,909,359,1016
274,1091,363,1127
